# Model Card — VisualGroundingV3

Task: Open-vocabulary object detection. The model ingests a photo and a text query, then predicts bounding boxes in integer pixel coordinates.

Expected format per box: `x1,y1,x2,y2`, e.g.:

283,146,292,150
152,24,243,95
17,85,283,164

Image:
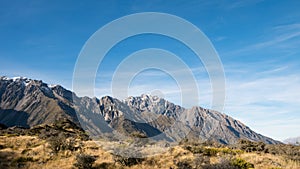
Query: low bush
201,157,254,169
11,156,35,168
0,144,5,149
203,148,219,156
74,154,96,169
113,154,144,167
184,145,204,154
176,160,193,169
193,154,210,168
230,158,254,169
202,158,239,169
237,140,266,153
185,145,242,157
48,133,81,153
13,156,34,163
237,139,300,162
95,162,116,169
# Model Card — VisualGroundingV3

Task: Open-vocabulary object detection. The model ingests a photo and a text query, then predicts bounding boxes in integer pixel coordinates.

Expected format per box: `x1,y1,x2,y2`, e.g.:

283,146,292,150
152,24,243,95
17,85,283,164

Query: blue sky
1,0,300,141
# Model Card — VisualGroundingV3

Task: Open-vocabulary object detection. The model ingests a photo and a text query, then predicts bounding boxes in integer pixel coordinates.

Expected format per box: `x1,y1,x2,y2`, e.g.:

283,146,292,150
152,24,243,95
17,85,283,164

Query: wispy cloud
94,66,213,107
223,69,300,140
94,63,300,141
213,36,227,42
225,0,265,9
272,23,300,32
226,23,300,56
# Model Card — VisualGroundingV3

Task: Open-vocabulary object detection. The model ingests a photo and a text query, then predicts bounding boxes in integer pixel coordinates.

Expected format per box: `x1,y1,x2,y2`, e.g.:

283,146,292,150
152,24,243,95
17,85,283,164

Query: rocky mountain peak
50,84,73,101
0,76,281,144
0,76,57,91
0,76,78,127
125,94,161,104
100,96,115,104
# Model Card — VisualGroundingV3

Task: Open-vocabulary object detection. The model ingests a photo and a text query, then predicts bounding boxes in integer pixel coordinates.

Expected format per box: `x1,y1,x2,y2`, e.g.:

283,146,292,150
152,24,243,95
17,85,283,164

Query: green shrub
203,148,218,156
231,158,254,169
184,145,204,154
185,145,241,156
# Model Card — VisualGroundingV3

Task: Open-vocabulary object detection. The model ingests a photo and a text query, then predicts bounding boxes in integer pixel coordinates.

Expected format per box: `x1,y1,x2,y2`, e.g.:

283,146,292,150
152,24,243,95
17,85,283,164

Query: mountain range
0,76,280,144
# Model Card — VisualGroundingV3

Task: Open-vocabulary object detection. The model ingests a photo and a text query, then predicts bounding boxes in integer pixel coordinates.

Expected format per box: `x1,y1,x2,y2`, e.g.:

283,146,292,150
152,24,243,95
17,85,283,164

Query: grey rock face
124,94,184,118
122,95,280,144
0,76,280,144
0,77,78,127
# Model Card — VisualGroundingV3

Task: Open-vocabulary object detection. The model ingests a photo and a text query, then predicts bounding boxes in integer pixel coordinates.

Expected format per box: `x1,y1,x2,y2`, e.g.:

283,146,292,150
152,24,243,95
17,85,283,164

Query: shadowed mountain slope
0,76,280,144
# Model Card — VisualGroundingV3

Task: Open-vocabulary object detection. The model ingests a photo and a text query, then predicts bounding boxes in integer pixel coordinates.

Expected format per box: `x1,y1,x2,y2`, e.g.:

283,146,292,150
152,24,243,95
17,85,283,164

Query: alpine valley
0,76,279,145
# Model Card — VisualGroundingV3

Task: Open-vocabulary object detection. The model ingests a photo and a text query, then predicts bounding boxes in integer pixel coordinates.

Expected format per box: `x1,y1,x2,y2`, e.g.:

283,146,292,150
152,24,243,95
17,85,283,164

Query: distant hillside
284,136,300,145
0,76,280,144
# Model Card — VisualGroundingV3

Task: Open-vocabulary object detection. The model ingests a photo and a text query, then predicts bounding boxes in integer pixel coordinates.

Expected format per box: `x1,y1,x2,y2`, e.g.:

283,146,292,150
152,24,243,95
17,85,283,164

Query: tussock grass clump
237,139,300,162
48,133,82,154
176,160,193,169
230,158,254,169
1,129,300,169
237,139,267,153
0,144,5,149
113,154,144,167
201,157,254,169
74,154,96,169
11,156,35,168
184,145,243,156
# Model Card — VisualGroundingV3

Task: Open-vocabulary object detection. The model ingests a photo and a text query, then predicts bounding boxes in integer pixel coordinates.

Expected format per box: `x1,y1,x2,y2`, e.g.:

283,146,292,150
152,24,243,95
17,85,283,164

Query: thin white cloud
272,23,300,32
94,56,300,141
214,36,227,42
223,72,300,140
225,0,265,9
226,23,300,56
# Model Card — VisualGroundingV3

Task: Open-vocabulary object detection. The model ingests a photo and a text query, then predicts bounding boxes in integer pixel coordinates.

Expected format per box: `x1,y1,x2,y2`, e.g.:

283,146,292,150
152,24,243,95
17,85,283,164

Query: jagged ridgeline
0,76,280,144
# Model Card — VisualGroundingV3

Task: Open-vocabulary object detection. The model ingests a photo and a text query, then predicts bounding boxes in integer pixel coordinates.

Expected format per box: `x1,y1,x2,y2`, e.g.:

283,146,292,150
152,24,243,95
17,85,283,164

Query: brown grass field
0,134,300,169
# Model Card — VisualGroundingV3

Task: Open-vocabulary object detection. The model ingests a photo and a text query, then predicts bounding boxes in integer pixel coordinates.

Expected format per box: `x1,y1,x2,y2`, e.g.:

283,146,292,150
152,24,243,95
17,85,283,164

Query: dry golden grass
240,153,300,169
1,135,300,169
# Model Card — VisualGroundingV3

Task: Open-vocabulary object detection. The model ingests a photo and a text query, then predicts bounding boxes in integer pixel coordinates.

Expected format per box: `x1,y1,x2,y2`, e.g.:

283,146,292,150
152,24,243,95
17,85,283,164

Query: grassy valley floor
0,133,300,169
